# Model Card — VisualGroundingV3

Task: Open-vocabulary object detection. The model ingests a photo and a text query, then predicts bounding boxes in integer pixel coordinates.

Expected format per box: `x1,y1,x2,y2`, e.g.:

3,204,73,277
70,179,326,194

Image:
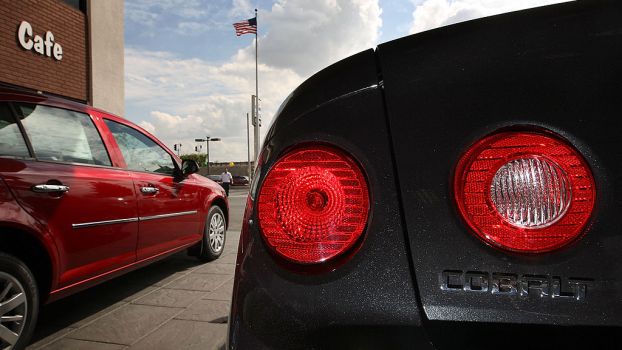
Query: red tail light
454,131,596,253
257,145,369,264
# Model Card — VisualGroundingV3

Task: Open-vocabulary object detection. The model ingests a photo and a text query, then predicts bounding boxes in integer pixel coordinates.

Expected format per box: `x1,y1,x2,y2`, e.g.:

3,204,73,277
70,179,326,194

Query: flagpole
253,8,260,165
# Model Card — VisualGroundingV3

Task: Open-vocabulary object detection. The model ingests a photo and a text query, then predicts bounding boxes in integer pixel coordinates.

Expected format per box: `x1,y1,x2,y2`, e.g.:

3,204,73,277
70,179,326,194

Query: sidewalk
27,187,248,350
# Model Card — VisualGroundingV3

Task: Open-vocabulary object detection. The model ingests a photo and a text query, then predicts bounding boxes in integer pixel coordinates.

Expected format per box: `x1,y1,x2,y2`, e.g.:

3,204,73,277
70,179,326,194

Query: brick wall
0,0,88,101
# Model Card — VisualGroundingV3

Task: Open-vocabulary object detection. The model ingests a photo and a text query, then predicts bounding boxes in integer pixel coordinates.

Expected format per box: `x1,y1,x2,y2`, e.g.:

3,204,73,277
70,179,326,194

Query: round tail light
454,131,595,253
257,145,369,264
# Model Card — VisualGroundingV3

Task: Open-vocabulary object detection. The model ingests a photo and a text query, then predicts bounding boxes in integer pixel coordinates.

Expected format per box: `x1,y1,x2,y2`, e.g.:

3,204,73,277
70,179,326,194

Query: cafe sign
17,21,63,61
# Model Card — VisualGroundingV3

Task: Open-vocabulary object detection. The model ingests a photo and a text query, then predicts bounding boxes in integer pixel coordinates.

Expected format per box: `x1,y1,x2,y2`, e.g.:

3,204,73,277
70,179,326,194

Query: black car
232,175,250,186
206,174,222,184
229,2,622,349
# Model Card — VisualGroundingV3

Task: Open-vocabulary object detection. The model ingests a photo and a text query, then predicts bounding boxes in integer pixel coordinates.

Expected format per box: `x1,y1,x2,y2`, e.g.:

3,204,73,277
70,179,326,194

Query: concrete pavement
27,187,248,350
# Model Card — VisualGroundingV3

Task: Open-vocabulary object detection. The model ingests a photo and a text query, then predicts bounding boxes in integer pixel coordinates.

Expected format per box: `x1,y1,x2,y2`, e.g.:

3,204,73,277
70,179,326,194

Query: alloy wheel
0,272,27,350
209,212,226,253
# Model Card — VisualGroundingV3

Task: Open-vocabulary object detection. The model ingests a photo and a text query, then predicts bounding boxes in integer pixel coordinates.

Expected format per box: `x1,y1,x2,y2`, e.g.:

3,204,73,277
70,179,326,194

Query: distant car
206,174,222,184
229,2,622,349
232,175,249,186
0,86,229,349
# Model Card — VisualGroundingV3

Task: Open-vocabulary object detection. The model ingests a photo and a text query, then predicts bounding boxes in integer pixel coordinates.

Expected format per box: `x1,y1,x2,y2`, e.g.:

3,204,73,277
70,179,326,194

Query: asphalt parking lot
26,186,248,350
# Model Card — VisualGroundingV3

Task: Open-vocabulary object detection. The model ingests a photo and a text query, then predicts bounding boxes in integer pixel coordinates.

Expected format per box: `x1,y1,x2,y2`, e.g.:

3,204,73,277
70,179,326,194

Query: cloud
125,0,226,35
125,47,301,162
409,0,573,34
126,0,208,21
229,0,255,18
126,0,383,162
258,0,382,77
138,121,156,133
125,7,159,27
176,22,211,35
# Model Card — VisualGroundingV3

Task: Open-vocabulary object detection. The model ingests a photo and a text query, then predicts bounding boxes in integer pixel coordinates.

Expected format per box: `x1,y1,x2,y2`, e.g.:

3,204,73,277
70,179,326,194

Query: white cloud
125,0,226,35
125,8,159,27
125,47,301,162
260,0,382,77
229,0,255,18
126,0,208,21
176,22,211,35
126,0,382,162
138,121,156,133
409,0,573,34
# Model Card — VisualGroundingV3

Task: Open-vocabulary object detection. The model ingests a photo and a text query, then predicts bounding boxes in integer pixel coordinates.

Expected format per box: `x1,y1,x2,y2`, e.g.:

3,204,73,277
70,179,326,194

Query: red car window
15,103,111,166
104,119,176,176
0,102,30,158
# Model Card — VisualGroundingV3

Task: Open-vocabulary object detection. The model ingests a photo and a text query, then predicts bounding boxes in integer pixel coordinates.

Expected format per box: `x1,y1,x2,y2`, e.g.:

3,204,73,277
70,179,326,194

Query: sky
124,0,571,162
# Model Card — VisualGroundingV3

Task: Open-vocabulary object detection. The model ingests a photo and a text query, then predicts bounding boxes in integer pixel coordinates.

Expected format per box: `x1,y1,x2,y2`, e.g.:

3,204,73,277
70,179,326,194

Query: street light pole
206,140,210,175
195,137,221,175
252,95,260,163
247,112,251,179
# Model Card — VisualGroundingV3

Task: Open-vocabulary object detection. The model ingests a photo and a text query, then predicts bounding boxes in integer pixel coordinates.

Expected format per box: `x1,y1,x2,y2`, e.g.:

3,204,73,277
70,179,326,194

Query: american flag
233,17,257,36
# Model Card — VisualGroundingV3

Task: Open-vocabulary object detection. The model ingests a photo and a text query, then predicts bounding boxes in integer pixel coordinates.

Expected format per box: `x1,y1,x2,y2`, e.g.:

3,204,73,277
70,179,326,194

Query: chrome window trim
35,159,126,170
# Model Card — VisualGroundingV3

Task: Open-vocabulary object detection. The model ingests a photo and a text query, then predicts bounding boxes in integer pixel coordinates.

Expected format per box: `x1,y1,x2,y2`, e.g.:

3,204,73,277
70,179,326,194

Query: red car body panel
0,177,61,288
0,159,139,287
0,87,227,303
131,172,203,260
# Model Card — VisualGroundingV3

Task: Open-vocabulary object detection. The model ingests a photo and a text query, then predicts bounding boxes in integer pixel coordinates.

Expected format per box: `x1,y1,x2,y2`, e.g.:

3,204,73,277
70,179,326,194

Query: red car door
101,118,203,261
0,102,138,288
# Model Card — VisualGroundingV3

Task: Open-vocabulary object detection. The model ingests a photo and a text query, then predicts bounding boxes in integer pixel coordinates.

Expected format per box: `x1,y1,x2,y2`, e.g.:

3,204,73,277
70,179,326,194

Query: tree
180,153,207,167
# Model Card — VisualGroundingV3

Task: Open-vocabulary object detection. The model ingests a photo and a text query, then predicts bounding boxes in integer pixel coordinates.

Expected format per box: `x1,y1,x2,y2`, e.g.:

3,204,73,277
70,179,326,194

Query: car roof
0,85,180,163
0,85,123,118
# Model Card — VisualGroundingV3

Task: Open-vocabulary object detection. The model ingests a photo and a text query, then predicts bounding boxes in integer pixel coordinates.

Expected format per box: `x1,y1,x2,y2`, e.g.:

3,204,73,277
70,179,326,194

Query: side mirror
181,160,199,177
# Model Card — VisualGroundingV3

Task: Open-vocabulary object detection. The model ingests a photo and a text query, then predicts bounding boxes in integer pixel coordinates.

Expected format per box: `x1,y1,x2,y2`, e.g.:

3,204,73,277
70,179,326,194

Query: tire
0,253,38,350
197,206,227,262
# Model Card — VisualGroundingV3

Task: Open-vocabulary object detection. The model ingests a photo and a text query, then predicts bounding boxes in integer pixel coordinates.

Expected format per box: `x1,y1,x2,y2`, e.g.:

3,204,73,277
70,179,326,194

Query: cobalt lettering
440,270,592,301
17,21,63,61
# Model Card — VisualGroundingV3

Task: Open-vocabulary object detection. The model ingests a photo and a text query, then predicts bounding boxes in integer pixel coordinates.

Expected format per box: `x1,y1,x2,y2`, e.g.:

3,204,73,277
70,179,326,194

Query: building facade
0,0,124,116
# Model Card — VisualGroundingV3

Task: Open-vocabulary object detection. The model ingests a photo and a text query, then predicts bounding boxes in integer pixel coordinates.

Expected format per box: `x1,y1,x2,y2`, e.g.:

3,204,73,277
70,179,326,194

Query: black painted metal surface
378,0,622,328
229,50,429,349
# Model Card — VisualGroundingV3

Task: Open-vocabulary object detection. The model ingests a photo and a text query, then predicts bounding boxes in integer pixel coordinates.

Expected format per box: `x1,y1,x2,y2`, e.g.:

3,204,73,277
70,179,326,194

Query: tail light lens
454,131,595,253
257,145,369,264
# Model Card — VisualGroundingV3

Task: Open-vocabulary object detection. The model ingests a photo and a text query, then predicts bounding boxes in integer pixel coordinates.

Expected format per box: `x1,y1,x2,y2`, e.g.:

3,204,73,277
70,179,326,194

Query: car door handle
140,186,159,194
32,184,70,193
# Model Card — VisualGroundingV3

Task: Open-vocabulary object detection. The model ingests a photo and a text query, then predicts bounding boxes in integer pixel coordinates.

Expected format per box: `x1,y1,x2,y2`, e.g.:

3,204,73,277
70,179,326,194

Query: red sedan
0,86,228,349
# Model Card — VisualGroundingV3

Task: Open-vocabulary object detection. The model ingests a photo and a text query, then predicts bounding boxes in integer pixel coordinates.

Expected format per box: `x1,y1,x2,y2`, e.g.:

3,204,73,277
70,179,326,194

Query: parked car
229,2,622,349
0,86,228,349
232,175,249,186
206,174,223,184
